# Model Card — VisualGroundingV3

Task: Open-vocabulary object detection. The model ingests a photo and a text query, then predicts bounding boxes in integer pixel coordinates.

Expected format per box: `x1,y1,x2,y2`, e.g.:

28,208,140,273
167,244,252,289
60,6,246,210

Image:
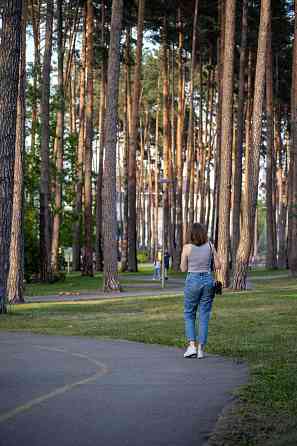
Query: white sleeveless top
180,243,211,273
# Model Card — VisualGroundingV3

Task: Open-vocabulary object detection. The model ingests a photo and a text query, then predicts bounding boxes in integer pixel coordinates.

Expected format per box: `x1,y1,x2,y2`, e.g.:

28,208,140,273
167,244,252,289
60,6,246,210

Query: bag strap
208,242,214,272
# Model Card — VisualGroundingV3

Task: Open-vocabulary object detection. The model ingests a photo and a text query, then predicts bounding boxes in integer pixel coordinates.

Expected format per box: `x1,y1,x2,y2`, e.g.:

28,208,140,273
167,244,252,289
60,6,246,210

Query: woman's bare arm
180,245,189,272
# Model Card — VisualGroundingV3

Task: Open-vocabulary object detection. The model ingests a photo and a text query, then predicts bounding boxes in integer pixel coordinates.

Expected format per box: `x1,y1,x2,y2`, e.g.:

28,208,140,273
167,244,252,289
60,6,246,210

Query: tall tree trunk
231,0,248,268
120,30,131,272
276,165,288,268
199,146,207,224
7,1,27,304
147,150,154,259
217,0,236,287
102,0,124,291
142,110,150,249
183,0,199,241
39,0,54,282
288,1,297,276
139,115,146,248
51,0,65,273
128,0,145,272
205,157,212,231
173,9,185,271
95,63,107,272
233,0,270,289
154,88,160,260
212,0,225,246
69,62,77,137
0,1,22,310
161,18,172,251
206,62,215,233
72,22,86,271
198,60,212,227
170,44,177,259
275,109,288,268
82,0,94,277
29,0,41,187
265,22,277,269
95,1,107,272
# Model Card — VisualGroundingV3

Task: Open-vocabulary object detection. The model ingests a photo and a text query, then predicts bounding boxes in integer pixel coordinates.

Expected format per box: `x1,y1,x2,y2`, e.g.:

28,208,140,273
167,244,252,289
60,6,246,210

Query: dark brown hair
188,222,208,246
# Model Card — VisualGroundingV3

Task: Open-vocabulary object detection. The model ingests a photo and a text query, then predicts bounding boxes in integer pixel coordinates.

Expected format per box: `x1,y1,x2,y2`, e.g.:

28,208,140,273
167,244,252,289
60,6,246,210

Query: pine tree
102,0,124,291
0,0,22,311
39,0,54,282
233,0,271,290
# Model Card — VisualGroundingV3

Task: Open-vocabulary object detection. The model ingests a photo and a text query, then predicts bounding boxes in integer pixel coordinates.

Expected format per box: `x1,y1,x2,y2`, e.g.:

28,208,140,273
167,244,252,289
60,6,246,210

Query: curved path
0,332,248,446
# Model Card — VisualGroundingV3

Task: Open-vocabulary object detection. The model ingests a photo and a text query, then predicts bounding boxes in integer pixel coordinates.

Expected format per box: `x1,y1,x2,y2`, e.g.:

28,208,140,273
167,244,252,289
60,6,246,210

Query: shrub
137,250,149,263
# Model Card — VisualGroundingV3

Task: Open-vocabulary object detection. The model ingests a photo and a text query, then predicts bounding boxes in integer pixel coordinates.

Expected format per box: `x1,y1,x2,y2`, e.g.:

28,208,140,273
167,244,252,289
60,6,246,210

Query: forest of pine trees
1,0,297,307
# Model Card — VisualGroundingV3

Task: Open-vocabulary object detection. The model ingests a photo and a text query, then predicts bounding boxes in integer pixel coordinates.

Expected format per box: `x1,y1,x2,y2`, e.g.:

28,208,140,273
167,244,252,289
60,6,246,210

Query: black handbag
209,243,223,295
213,279,223,295
0,287,7,314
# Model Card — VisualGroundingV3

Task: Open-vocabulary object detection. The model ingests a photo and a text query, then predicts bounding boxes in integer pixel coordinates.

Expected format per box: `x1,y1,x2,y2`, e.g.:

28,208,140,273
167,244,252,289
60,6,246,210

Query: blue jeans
184,272,215,345
153,267,161,280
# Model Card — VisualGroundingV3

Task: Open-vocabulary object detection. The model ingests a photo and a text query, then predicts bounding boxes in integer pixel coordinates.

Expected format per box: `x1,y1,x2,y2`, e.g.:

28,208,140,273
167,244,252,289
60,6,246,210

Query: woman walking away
180,223,221,359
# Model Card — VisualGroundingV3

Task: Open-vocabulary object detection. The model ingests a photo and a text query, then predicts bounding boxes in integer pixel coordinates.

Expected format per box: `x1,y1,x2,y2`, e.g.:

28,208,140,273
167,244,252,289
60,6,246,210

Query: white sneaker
184,345,197,358
197,345,204,359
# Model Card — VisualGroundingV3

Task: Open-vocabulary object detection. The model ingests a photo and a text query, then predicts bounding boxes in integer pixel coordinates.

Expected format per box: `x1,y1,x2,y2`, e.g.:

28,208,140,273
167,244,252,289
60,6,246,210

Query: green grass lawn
24,272,103,296
24,264,158,296
2,275,297,445
24,265,289,297
248,267,288,278
24,268,157,296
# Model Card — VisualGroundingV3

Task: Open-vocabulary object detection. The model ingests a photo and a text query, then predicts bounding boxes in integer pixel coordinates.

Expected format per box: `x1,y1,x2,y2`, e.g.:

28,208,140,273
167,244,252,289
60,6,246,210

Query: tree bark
7,0,27,304
0,1,22,309
231,0,248,268
265,22,277,269
95,63,106,272
95,1,107,272
120,30,131,272
29,0,41,190
147,149,154,260
154,86,160,260
102,0,124,291
233,0,270,289
160,18,172,251
212,0,225,246
39,0,54,282
173,9,185,271
217,0,236,287
128,0,145,272
276,165,288,268
82,0,94,277
72,21,86,272
288,0,297,276
183,0,199,241
205,62,215,233
275,108,288,268
51,0,65,273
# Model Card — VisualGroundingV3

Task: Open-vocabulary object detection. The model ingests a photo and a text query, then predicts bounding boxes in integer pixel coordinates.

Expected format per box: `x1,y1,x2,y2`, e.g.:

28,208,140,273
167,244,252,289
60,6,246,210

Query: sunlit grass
24,265,290,297
3,274,297,445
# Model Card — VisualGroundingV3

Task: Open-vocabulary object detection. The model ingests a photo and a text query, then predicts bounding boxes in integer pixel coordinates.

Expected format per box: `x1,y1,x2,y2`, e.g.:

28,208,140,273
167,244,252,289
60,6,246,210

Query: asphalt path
0,332,248,446
25,276,185,303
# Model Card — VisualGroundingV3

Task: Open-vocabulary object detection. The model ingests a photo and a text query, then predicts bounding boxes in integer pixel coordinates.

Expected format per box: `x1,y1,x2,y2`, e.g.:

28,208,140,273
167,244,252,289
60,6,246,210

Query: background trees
0,0,296,297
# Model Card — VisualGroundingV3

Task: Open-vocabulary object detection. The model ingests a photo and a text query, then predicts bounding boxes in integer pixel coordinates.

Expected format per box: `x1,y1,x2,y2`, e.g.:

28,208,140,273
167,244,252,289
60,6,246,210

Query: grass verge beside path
2,276,297,445
24,266,289,297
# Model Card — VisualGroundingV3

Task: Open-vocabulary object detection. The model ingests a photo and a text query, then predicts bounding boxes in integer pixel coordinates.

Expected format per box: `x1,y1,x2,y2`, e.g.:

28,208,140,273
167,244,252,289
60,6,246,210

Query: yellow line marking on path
0,343,110,424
